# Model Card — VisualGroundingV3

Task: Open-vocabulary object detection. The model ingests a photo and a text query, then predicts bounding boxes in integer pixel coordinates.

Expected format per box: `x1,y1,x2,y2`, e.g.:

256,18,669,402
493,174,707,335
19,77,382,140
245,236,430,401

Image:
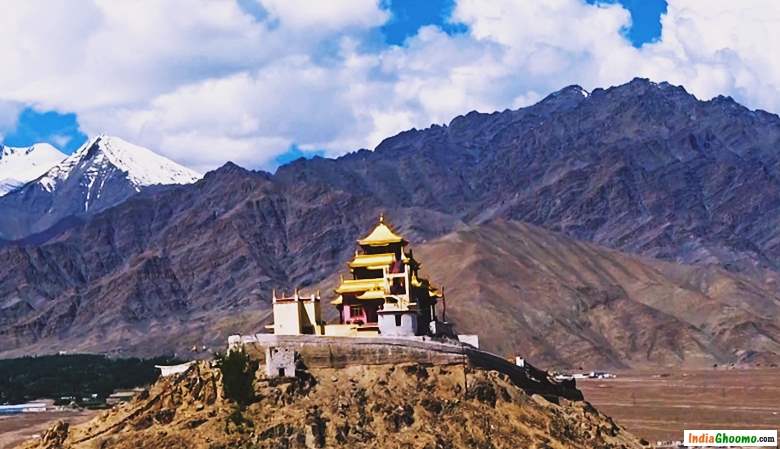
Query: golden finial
379,212,384,223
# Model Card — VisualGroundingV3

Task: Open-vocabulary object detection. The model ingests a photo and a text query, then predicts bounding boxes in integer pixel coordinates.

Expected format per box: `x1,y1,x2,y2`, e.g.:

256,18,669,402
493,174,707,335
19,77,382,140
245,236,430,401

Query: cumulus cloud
642,0,780,112
0,101,23,140
0,0,779,172
258,0,389,30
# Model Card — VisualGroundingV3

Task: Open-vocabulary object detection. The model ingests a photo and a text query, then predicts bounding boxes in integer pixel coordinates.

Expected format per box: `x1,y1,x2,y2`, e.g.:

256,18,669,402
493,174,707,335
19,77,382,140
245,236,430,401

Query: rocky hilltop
20,352,643,449
2,78,780,368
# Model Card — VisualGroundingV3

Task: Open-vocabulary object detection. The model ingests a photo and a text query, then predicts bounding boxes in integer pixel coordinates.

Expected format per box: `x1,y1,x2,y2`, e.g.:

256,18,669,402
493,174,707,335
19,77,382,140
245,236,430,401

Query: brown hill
416,220,780,369
19,359,643,449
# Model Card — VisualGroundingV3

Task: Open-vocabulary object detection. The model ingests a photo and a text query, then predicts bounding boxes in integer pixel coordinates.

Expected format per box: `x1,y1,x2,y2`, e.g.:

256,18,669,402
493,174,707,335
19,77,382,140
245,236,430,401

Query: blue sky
1,0,667,162
2,109,87,153
587,0,667,46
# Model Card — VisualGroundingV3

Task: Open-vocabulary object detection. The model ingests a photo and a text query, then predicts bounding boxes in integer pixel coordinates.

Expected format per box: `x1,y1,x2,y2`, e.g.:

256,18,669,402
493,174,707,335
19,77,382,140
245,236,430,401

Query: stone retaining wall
230,333,582,401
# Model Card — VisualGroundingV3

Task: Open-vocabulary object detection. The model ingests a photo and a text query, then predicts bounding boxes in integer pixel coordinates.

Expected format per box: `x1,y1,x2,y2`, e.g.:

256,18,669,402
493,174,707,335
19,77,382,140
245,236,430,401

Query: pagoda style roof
348,252,395,269
335,277,386,294
358,214,406,246
356,290,387,300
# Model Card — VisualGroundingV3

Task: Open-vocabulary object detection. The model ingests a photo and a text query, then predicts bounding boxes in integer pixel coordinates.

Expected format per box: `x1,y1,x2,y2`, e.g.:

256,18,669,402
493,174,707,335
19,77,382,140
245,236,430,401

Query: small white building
268,289,325,336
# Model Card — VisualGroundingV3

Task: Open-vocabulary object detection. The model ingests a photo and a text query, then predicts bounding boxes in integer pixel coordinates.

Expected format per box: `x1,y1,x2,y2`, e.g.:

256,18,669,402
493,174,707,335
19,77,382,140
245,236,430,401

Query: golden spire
358,213,405,246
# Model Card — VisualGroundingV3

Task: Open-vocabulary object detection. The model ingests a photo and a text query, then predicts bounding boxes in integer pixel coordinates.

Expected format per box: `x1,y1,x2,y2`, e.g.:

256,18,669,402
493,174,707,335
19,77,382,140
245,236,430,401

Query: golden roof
335,277,386,294
356,290,387,300
358,214,405,246
331,289,386,303
348,253,395,269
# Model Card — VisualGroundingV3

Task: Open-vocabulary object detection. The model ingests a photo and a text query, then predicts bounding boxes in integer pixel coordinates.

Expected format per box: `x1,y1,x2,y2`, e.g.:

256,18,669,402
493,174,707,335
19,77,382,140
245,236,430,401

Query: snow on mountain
0,135,203,240
39,135,201,197
33,135,202,212
0,143,67,196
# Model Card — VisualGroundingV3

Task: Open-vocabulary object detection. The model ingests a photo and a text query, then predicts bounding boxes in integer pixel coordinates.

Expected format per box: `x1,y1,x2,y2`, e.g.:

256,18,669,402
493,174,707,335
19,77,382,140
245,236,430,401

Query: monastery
229,215,571,398
268,214,452,338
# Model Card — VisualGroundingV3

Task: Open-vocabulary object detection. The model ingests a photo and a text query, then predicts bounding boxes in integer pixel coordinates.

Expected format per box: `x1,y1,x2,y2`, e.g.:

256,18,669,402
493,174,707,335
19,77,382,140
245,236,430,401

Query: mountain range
1,78,779,368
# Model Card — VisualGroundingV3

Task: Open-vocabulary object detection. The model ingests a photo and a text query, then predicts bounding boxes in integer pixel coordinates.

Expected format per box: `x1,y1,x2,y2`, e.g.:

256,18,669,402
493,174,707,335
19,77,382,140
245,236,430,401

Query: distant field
0,410,96,449
578,368,780,443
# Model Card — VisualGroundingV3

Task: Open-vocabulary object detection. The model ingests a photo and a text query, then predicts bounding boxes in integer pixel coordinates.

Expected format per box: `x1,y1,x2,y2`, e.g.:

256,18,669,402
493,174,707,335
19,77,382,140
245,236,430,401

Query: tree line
0,354,180,405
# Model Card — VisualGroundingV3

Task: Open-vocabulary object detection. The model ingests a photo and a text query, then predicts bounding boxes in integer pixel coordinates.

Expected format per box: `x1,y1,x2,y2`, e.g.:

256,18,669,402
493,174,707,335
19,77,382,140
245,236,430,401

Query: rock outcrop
20,356,644,449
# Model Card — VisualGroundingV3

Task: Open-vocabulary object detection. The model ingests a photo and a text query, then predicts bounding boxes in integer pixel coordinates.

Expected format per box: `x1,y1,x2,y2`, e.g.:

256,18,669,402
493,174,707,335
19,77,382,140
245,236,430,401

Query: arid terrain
19,360,643,449
416,221,780,369
579,368,780,443
0,410,95,449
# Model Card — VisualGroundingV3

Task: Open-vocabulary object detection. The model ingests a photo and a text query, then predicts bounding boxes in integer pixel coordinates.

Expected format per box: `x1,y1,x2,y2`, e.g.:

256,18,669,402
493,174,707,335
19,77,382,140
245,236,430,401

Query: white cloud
640,0,780,112
0,101,23,140
49,134,72,149
1,0,779,171
258,0,388,30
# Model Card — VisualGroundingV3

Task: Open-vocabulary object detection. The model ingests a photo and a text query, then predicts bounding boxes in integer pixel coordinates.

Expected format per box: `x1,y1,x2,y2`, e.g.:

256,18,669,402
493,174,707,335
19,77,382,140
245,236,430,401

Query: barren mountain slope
416,220,780,369
3,213,779,369
278,79,780,272
0,164,455,358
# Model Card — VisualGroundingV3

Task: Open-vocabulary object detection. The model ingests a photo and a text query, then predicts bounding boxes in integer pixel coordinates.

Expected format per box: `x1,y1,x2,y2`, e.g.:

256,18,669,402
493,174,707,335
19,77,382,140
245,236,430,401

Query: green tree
215,349,257,406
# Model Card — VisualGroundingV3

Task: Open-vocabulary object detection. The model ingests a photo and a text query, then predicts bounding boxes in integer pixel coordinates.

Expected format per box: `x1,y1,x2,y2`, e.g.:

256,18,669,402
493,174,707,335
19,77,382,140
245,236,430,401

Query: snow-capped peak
0,143,67,196
38,135,202,194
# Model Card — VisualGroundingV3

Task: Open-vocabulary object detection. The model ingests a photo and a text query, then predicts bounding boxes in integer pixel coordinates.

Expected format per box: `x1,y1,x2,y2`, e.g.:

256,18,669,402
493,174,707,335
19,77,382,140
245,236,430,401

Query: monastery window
350,306,362,317
395,314,402,327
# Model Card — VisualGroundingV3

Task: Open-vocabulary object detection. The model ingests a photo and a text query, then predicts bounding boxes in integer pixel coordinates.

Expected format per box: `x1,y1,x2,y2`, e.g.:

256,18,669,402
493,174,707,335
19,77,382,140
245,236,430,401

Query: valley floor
0,410,96,449
578,368,780,444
